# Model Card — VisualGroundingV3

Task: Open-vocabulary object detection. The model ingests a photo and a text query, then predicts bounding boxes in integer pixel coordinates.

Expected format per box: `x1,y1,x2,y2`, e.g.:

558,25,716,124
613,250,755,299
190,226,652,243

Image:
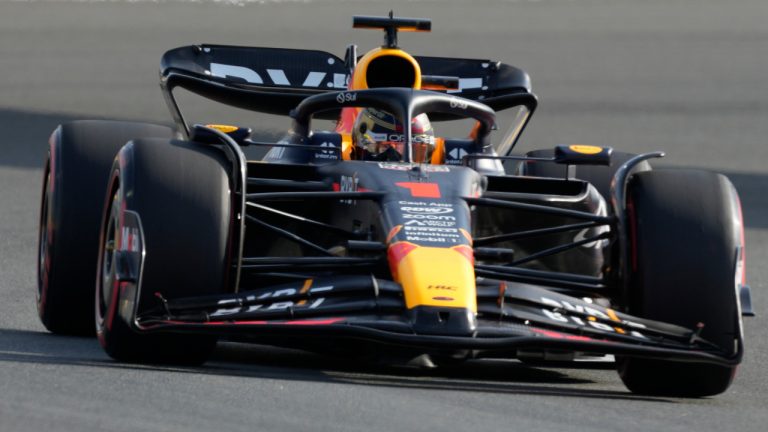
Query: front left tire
618,169,744,397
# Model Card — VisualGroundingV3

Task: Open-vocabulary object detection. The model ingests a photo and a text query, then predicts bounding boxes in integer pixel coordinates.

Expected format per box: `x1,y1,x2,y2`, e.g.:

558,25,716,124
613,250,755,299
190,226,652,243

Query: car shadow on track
0,328,673,403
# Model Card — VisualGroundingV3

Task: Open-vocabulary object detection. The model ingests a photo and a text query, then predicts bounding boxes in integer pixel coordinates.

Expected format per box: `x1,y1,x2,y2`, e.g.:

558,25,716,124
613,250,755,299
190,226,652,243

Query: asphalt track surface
1,0,767,431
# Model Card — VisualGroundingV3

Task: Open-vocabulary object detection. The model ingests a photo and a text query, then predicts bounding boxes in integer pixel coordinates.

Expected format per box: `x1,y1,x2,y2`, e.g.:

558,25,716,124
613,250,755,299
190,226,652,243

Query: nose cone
409,306,478,336
388,243,477,335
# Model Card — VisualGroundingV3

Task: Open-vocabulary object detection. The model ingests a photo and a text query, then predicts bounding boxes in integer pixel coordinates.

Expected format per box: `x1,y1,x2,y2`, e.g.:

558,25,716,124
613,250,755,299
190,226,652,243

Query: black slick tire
618,169,743,397
95,138,232,365
37,121,173,335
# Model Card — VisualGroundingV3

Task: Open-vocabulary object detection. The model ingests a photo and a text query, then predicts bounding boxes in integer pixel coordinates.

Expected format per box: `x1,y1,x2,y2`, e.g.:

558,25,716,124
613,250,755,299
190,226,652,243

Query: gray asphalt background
1,0,767,431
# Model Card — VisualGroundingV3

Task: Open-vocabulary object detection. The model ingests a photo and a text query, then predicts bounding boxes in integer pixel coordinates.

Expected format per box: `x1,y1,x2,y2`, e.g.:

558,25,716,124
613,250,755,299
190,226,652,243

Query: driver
352,108,437,163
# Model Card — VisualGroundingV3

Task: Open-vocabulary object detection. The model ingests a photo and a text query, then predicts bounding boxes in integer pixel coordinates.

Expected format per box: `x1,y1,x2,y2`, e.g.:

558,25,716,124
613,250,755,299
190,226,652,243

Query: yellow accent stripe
606,308,620,322
569,144,603,155
206,124,239,133
295,279,314,306
341,133,354,160
431,137,445,164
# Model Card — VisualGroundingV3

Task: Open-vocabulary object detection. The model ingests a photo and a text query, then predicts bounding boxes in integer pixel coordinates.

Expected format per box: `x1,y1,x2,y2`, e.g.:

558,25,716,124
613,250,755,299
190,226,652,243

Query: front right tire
95,138,232,364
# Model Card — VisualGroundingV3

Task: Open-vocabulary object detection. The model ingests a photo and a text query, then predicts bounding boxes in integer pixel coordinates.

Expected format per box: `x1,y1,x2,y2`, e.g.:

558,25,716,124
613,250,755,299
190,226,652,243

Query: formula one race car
37,14,753,397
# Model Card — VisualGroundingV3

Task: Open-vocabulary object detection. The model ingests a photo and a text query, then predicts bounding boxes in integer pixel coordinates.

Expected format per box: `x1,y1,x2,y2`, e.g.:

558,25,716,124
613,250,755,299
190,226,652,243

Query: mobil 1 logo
403,225,462,244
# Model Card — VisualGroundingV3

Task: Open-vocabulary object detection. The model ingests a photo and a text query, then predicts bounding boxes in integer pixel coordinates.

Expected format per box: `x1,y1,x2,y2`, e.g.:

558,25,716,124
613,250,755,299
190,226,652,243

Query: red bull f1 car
37,14,754,397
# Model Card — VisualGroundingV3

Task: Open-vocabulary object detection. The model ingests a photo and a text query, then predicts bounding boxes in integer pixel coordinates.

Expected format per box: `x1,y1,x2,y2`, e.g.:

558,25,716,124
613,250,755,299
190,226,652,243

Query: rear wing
160,44,537,136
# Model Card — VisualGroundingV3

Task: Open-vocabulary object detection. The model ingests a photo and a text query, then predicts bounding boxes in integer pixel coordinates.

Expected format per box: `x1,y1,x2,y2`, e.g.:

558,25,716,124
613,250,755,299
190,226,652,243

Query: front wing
126,274,741,367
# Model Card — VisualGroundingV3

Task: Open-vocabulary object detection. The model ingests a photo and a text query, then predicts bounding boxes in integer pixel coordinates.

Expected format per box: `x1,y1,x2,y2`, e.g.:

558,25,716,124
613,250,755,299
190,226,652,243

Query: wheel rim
97,191,120,327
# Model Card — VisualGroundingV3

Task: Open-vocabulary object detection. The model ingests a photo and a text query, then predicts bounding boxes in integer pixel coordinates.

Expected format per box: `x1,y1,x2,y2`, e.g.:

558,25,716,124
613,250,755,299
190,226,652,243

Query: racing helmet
352,108,435,163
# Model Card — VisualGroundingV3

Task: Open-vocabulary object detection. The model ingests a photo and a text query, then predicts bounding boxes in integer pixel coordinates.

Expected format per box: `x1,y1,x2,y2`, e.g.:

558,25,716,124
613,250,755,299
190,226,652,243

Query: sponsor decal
400,206,454,215
447,77,484,94
210,297,326,317
404,220,425,226
403,226,461,243
267,69,290,86
120,227,140,252
539,296,647,339
396,182,441,198
378,163,449,172
209,283,333,317
377,163,410,171
339,174,359,205
210,62,348,89
403,219,456,227
403,236,454,243
428,285,457,291
403,214,456,221
398,201,452,207
447,148,468,161
403,226,460,234
370,134,436,145
449,97,468,109
398,207,462,244
336,92,357,103
315,141,338,160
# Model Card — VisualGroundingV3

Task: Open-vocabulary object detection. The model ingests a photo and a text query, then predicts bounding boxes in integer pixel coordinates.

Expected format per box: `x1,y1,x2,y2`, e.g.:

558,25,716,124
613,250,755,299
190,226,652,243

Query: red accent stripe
386,225,403,244
395,182,441,198
201,318,346,326
736,194,747,285
530,327,596,342
387,242,419,280
205,320,267,325
284,318,346,325
451,245,474,265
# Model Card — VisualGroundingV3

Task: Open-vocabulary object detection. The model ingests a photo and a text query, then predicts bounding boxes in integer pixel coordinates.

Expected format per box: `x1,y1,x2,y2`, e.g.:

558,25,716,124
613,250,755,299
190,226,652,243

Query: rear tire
618,169,743,397
37,121,173,335
96,138,232,364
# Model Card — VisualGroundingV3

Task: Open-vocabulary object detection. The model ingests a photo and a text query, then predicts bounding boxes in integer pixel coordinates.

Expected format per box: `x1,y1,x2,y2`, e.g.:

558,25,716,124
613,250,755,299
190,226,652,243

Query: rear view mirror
554,144,612,166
